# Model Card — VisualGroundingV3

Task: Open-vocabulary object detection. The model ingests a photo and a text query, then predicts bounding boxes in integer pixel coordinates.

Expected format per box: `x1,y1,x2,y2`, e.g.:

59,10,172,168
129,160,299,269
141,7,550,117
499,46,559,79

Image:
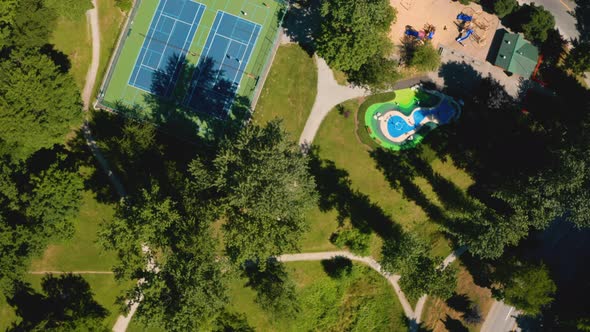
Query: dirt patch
423,263,494,331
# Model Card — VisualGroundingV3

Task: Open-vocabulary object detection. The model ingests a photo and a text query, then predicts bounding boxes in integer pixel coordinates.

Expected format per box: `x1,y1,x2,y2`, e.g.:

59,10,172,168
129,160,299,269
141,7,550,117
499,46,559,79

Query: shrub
330,228,371,255
565,42,590,74
115,0,132,11
410,42,441,71
494,0,518,18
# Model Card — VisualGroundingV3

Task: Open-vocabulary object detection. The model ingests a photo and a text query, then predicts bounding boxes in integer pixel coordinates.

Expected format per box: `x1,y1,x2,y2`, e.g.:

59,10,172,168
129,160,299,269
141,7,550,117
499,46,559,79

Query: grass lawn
30,191,118,272
95,0,126,98
21,273,131,329
311,98,474,259
128,261,406,331
253,44,317,138
422,262,494,332
50,12,92,89
229,261,406,331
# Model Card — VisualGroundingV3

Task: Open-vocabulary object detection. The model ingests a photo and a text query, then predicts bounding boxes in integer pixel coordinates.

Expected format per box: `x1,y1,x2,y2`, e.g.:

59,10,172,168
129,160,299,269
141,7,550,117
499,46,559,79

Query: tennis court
129,0,205,95
184,12,261,112
98,0,286,123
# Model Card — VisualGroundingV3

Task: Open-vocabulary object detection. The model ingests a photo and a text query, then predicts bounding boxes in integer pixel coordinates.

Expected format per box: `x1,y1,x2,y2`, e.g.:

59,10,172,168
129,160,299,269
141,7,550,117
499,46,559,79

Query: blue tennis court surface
184,11,262,115
129,0,205,96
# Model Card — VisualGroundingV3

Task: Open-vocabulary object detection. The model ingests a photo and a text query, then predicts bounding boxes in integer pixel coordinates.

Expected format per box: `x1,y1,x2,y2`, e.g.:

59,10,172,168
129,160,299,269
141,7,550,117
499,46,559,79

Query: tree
498,262,556,315
99,185,228,331
521,4,555,44
494,0,518,18
244,260,300,318
0,50,83,159
0,0,17,49
381,233,457,300
566,42,590,74
8,274,108,331
9,0,57,49
211,120,317,264
347,55,400,90
0,156,83,293
317,0,395,72
212,310,254,332
410,42,441,71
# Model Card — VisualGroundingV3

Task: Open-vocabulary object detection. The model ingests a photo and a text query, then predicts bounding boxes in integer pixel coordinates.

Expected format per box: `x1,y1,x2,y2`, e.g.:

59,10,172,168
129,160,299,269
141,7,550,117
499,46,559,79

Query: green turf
311,99,476,258
127,261,406,331
29,191,118,272
254,44,317,138
101,0,285,122
50,16,92,89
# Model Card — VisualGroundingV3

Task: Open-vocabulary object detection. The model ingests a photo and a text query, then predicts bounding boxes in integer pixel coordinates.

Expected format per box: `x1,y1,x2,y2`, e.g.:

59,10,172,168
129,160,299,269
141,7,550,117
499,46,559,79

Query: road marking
559,0,572,11
505,306,514,320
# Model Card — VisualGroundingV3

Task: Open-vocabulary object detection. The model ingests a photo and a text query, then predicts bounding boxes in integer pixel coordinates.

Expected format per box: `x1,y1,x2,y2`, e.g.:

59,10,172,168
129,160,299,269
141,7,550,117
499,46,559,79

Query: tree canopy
496,262,556,315
494,0,518,18
317,0,395,72
0,50,83,159
566,42,590,74
210,120,317,264
100,185,228,331
521,4,555,44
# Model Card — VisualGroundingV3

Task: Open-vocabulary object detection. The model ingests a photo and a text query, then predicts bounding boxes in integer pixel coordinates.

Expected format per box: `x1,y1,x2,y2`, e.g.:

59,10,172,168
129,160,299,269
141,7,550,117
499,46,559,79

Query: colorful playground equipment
456,28,474,44
405,24,436,41
364,85,462,151
455,9,490,46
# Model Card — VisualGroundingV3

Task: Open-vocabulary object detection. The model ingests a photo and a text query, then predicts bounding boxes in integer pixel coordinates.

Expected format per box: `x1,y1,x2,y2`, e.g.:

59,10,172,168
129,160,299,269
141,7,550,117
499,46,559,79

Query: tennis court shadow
282,0,321,55
140,53,250,142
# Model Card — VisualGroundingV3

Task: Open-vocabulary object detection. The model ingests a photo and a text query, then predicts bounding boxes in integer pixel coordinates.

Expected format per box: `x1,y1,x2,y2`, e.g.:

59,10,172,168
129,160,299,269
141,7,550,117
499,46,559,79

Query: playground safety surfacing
364,87,462,150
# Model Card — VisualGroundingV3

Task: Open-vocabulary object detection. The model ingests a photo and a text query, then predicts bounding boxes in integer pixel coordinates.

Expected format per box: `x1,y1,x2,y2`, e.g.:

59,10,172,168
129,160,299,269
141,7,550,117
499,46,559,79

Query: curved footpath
298,56,368,146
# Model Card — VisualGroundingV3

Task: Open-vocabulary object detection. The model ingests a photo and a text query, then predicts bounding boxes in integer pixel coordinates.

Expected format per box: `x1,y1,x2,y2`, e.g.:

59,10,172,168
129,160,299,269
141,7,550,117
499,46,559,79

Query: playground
364,86,462,150
390,0,499,61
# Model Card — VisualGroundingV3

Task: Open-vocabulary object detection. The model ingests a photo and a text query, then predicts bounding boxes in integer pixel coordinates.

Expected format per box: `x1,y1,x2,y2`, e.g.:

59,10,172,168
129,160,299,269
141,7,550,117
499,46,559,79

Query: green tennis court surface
98,0,285,121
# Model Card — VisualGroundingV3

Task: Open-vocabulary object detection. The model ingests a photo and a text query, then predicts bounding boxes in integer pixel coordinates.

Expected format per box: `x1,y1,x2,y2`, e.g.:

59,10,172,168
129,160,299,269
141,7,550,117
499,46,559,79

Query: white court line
128,0,168,86
505,307,514,320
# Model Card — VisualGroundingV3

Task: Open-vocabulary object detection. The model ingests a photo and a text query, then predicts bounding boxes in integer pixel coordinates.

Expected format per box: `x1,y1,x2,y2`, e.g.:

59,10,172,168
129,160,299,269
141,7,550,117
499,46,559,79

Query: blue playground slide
405,29,420,38
457,13,473,22
456,29,473,43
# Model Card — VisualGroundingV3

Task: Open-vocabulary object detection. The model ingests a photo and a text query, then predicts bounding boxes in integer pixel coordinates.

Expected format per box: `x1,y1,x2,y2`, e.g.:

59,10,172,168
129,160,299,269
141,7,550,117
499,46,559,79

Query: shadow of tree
575,0,590,43
446,293,472,313
308,147,402,241
321,256,353,279
40,44,71,73
282,0,321,55
7,274,108,331
442,314,469,332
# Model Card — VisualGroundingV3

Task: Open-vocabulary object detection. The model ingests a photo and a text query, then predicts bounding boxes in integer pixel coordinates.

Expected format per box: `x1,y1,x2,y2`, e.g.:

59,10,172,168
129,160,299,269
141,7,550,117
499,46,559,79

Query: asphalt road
481,301,520,332
517,0,579,41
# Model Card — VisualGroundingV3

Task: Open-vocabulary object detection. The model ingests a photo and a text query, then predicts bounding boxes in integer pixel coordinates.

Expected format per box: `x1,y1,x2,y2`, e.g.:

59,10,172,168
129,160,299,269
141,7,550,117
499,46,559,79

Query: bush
330,227,371,255
115,0,132,11
410,43,441,71
494,0,518,18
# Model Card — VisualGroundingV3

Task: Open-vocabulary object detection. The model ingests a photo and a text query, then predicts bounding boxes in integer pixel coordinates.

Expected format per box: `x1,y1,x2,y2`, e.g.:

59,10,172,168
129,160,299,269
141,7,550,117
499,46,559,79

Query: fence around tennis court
96,0,288,118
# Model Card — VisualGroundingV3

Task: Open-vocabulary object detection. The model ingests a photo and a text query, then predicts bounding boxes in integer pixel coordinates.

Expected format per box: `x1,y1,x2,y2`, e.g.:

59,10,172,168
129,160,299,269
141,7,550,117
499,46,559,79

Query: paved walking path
80,2,135,330
298,56,368,146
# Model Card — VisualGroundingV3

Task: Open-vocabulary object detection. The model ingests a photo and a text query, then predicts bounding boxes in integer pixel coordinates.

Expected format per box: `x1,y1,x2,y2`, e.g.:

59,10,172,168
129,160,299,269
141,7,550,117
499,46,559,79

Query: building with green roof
493,30,540,78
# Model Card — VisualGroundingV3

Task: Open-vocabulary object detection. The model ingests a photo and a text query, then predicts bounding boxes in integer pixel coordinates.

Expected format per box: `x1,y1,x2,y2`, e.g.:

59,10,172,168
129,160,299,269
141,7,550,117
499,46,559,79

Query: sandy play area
390,0,499,61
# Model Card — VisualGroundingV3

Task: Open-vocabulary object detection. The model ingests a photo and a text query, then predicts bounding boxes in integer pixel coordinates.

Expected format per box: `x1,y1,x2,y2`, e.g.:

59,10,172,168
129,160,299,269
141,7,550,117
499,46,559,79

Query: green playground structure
364,85,462,150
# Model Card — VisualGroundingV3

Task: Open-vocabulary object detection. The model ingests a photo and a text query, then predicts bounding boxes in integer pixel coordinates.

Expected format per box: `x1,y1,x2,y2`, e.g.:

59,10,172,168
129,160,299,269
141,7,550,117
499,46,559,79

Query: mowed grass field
312,99,473,258
128,261,406,331
0,191,129,329
254,44,317,138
